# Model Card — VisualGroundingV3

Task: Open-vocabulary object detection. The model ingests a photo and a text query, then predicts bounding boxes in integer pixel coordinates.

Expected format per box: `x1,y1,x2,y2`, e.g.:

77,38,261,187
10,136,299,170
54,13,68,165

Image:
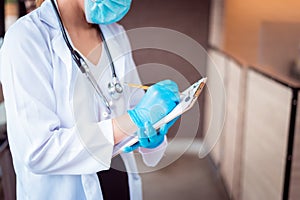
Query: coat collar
37,0,113,38
36,0,122,78
38,0,72,71
38,0,60,30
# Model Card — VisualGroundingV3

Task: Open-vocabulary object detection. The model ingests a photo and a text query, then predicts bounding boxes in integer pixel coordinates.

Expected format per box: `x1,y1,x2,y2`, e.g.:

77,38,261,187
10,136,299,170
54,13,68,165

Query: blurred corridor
1,0,300,199
138,143,229,200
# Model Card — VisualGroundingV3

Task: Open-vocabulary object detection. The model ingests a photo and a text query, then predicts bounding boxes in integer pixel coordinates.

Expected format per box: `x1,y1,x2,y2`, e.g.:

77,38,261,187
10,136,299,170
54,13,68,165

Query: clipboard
112,77,207,157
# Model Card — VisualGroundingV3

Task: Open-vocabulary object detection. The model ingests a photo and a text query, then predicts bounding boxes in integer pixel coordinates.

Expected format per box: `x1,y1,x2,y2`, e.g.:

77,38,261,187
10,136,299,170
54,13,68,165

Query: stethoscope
50,0,123,114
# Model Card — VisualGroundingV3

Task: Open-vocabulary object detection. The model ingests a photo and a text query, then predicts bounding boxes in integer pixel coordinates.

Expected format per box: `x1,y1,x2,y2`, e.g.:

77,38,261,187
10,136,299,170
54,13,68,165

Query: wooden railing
204,46,300,200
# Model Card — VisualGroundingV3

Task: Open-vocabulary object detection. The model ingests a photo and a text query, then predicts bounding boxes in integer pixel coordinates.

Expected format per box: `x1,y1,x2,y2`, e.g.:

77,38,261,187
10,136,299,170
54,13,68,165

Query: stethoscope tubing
50,0,122,114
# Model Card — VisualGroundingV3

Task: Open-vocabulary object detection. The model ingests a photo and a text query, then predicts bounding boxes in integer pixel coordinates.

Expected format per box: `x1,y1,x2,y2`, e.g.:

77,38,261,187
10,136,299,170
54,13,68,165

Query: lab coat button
103,112,108,118
132,173,140,180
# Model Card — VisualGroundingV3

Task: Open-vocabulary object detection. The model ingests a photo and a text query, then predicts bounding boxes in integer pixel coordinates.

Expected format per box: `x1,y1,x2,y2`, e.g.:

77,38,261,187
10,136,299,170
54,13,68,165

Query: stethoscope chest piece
50,0,124,113
108,77,123,100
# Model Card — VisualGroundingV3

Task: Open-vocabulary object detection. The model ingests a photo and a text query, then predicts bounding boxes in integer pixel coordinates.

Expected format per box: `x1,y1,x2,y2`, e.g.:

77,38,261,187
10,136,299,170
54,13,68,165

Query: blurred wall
258,22,300,75
0,0,4,37
119,0,210,84
224,0,300,65
120,0,210,49
209,0,225,48
119,0,211,137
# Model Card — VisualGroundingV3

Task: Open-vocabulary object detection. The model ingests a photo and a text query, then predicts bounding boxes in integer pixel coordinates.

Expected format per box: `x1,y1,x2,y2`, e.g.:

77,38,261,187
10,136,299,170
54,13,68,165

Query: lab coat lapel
52,33,73,73
52,34,74,87
39,0,73,74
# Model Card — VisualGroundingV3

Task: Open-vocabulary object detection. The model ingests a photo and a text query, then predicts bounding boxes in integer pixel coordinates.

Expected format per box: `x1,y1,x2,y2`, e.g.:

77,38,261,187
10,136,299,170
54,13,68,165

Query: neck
56,0,92,30
54,0,102,59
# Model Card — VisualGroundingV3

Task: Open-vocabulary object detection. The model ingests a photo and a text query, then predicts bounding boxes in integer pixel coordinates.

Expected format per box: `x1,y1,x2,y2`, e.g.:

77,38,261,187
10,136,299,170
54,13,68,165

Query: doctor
0,0,180,199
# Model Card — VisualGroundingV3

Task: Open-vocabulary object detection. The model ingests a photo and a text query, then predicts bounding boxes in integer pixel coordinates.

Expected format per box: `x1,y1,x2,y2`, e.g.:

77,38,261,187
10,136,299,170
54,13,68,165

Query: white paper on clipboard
112,77,207,157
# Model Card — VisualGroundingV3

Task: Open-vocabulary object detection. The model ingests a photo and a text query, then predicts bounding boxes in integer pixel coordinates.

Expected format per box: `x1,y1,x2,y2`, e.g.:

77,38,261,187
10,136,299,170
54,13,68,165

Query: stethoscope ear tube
98,27,117,78
50,0,113,113
98,22,124,100
50,0,124,114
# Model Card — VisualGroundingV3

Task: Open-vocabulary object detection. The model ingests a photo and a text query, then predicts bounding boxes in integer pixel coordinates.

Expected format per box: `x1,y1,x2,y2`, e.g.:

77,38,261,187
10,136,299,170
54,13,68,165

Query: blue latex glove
123,117,179,152
127,80,180,128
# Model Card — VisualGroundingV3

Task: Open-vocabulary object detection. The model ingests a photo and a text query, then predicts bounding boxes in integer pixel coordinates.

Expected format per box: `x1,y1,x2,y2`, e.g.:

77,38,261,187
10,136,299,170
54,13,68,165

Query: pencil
124,83,150,90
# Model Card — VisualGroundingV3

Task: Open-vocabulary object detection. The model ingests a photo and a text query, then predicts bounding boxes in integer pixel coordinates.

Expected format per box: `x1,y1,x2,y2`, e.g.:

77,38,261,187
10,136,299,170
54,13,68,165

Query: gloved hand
127,80,180,128
124,80,180,152
123,117,179,152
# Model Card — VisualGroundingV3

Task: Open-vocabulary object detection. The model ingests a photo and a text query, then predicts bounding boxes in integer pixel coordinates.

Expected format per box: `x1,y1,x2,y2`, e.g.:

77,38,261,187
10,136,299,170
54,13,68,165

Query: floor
140,156,228,200
135,142,229,200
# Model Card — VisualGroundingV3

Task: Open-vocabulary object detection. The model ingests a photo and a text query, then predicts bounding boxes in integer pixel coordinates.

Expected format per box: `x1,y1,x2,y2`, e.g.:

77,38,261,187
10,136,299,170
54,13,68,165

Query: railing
204,46,300,200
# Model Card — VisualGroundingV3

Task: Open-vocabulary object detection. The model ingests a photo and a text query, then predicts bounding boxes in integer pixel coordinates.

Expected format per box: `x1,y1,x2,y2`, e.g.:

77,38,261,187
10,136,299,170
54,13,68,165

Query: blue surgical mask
85,0,132,24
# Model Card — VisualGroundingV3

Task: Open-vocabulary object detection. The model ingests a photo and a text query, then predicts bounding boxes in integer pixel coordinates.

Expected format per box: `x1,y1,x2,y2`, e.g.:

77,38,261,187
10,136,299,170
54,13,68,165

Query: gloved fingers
153,80,180,102
136,124,148,139
168,116,180,127
140,122,161,146
159,123,169,136
136,121,156,139
144,121,156,137
148,133,164,144
124,125,149,153
155,80,177,90
159,116,180,135
127,79,181,129
124,121,167,151
123,142,141,153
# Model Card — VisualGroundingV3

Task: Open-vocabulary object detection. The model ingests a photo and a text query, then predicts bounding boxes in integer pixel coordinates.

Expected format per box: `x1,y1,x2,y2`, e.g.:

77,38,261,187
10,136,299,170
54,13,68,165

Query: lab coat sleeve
0,20,113,175
116,24,168,167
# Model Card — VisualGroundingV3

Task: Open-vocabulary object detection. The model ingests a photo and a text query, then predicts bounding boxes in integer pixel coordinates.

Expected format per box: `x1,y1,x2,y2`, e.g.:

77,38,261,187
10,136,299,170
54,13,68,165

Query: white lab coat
0,0,167,199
